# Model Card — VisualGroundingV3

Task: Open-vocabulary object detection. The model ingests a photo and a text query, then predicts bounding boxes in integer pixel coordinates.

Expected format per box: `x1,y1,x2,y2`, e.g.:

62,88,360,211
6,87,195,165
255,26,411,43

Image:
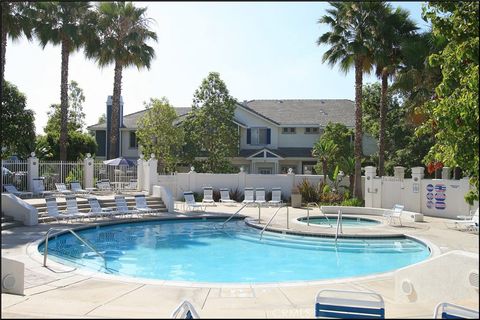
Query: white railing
39,161,83,191
2,160,28,191
93,161,137,187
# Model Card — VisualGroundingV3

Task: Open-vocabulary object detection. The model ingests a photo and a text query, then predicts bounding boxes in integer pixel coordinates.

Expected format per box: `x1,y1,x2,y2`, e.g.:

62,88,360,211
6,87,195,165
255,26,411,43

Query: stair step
1,216,14,223
1,221,23,230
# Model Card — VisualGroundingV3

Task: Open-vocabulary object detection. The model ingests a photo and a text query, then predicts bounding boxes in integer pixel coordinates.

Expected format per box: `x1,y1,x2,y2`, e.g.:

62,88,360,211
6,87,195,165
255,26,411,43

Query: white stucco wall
236,108,277,149
277,127,320,148
120,130,140,158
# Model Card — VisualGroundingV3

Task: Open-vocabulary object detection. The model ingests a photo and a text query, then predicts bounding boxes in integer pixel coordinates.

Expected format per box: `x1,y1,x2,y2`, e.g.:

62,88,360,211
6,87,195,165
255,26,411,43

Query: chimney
106,95,124,158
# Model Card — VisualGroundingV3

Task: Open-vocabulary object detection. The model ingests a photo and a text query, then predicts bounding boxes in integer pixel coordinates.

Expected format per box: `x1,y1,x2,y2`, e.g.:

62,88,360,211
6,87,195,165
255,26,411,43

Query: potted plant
291,187,302,208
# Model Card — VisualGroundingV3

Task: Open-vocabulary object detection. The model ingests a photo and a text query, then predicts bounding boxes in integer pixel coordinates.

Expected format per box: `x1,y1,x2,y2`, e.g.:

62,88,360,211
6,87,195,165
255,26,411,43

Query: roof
239,148,313,158
241,99,355,127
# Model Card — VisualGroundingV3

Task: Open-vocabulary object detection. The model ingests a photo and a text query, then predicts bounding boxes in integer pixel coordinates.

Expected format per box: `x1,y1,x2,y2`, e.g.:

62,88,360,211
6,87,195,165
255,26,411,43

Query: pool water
298,216,381,227
38,219,430,283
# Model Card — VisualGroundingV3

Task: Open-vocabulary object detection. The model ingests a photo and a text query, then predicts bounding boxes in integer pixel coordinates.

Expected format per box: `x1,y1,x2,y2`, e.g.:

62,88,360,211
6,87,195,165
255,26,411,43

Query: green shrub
230,187,244,202
341,197,364,207
322,184,331,194
297,179,319,203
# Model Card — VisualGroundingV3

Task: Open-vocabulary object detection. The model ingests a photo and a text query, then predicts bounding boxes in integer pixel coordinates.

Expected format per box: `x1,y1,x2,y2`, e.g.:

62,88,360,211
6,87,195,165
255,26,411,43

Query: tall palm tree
85,2,157,159
373,5,418,176
1,2,34,84
317,1,385,198
33,2,91,161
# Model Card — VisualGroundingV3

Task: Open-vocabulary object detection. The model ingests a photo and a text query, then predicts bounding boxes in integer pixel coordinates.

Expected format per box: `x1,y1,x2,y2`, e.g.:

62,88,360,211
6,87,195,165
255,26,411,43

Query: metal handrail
334,209,343,243
221,202,261,228
259,204,289,240
306,203,332,227
43,227,107,270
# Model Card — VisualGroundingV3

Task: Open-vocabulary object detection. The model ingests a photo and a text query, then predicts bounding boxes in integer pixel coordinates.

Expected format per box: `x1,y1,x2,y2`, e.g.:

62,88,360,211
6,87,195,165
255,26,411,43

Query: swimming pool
38,218,430,283
297,216,381,227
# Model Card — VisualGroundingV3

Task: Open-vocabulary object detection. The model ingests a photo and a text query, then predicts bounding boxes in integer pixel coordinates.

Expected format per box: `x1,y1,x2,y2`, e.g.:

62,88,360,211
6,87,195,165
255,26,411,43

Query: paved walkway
2,202,479,318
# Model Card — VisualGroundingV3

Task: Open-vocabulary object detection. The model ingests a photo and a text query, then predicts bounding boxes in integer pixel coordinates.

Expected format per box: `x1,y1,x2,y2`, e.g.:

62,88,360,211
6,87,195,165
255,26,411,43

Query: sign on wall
426,183,446,210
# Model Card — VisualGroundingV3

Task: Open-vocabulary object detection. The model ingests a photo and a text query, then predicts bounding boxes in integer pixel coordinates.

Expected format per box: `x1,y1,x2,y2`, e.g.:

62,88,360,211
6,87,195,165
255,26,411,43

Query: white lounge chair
70,181,89,195
55,182,73,196
115,195,138,218
383,204,404,226
171,300,200,319
96,179,114,194
254,188,266,206
3,184,33,198
447,209,479,232
268,187,282,206
44,197,71,223
134,194,159,215
183,191,205,212
122,179,138,193
32,178,54,198
457,208,479,220
433,302,479,319
65,195,96,222
315,289,385,319
242,187,254,204
87,196,117,219
220,188,236,205
202,187,216,206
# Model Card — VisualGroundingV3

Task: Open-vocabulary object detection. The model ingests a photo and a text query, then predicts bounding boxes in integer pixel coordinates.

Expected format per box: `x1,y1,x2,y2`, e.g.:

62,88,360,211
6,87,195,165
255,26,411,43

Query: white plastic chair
171,300,200,319
87,197,117,219
44,197,70,223
315,289,385,319
183,191,205,212
242,188,254,204
55,183,73,196
134,194,159,215
3,184,33,198
32,178,53,198
202,187,216,206
65,195,96,222
433,302,479,319
383,204,404,226
447,210,479,232
220,188,236,205
254,188,266,206
70,181,89,195
268,187,282,206
115,195,139,218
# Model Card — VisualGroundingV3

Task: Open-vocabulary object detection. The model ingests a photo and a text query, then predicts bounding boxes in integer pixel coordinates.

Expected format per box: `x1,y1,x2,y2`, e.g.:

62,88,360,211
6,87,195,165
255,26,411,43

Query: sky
4,1,429,135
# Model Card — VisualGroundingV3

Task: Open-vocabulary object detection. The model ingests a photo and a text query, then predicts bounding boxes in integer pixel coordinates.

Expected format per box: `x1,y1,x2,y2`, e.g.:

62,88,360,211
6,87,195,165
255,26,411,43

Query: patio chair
96,179,114,194
44,197,71,223
315,289,385,319
268,187,282,206
433,302,479,319
457,208,479,220
32,178,54,198
183,191,205,212
446,210,479,232
87,196,117,219
122,179,138,193
55,182,73,196
220,188,236,205
70,181,89,195
202,187,216,206
171,300,200,319
3,184,33,198
134,194,160,215
254,188,266,206
114,195,139,218
65,195,96,222
383,204,404,226
242,187,255,204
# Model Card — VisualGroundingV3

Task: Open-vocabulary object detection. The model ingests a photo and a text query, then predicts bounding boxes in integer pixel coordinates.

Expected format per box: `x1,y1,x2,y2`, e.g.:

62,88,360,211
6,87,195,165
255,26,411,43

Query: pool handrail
221,202,261,228
43,227,107,270
306,203,332,227
259,204,289,240
335,209,343,243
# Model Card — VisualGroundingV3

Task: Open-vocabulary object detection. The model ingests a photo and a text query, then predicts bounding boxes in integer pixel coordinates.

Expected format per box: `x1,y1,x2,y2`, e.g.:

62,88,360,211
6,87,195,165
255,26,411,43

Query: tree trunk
322,160,328,184
59,40,70,161
109,60,123,159
349,175,354,195
353,58,364,199
1,29,7,86
378,71,388,176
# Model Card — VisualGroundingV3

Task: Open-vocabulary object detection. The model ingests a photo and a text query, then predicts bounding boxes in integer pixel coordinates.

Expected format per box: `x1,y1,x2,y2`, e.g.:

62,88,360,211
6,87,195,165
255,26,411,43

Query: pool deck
2,200,479,318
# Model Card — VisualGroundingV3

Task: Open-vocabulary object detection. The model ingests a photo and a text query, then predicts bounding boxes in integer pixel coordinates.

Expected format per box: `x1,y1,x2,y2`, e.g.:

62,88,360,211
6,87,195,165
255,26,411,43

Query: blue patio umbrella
2,167,13,175
103,157,136,167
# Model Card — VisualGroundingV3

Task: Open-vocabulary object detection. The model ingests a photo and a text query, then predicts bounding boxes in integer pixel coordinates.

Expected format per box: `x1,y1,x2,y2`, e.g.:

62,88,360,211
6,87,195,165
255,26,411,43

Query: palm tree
317,1,385,198
85,2,157,159
1,2,34,83
33,2,91,161
373,5,418,176
312,139,339,182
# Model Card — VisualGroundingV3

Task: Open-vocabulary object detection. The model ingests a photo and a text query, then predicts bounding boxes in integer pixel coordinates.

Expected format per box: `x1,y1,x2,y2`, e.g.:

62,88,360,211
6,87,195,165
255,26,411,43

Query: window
247,128,271,145
305,127,319,134
282,127,296,134
129,131,138,148
258,168,272,175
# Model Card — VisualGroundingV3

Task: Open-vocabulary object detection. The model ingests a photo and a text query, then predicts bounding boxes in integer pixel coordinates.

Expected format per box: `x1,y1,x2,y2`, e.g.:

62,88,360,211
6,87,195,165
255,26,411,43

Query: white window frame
282,127,296,134
251,127,269,145
305,127,319,134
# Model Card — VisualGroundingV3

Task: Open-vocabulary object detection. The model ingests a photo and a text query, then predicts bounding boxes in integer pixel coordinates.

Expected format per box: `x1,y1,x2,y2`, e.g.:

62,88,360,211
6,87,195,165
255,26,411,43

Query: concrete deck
2,201,479,318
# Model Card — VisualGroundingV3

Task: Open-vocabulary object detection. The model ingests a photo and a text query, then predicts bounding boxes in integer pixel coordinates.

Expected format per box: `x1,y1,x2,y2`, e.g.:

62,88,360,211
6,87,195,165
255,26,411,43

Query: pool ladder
221,202,261,228
306,203,333,227
334,209,343,243
259,204,289,240
43,227,107,270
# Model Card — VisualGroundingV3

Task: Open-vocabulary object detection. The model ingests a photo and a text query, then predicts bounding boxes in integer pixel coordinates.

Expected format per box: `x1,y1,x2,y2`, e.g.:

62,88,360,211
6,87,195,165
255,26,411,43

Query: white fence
93,162,137,185
39,161,83,191
1,160,28,191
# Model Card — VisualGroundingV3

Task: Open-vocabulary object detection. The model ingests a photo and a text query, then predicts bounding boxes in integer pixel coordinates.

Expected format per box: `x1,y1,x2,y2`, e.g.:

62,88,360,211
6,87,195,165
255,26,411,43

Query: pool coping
25,214,440,289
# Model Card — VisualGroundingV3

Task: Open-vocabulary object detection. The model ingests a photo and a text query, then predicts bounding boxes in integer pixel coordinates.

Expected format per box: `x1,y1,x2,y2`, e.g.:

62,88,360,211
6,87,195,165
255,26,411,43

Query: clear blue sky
5,1,429,135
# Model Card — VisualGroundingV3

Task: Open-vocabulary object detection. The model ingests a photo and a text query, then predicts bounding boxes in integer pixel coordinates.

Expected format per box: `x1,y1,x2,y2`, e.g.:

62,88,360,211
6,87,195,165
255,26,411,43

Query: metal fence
39,161,84,191
93,161,137,188
2,160,28,191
